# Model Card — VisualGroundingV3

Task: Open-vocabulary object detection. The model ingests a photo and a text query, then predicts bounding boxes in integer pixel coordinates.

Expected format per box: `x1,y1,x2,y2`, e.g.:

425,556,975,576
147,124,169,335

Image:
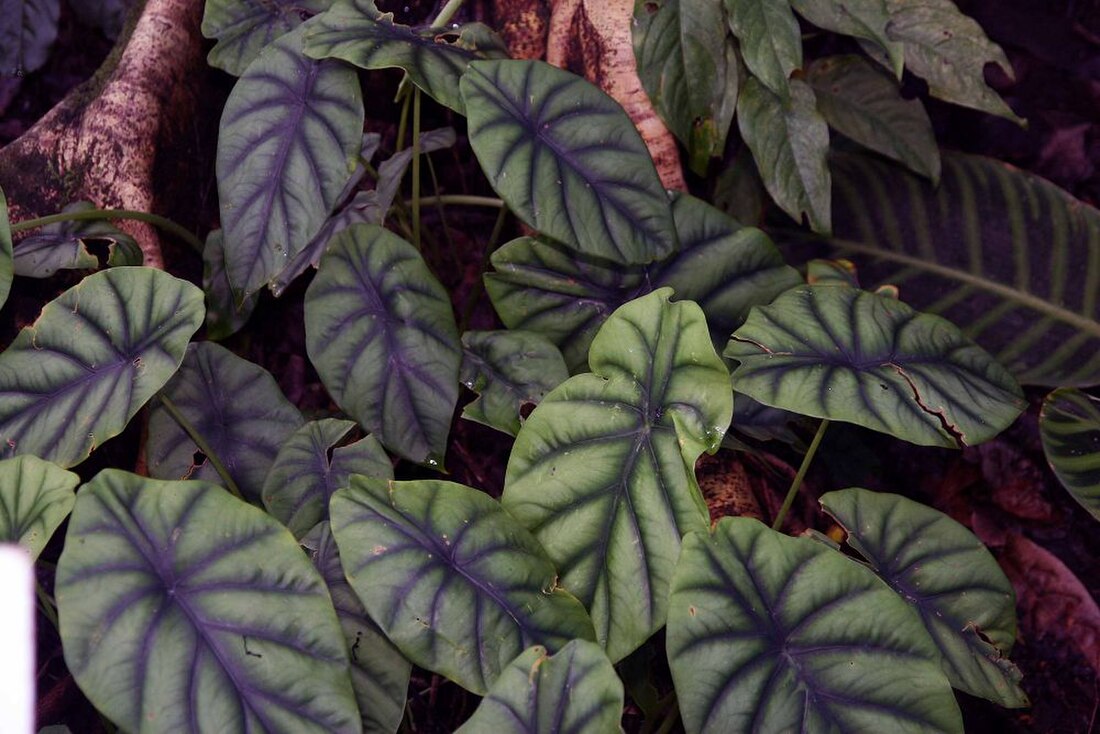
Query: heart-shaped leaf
876,0,1022,124
667,517,962,734
0,455,78,561
632,0,738,174
486,192,800,371
304,522,411,734
147,342,304,502
0,0,58,74
502,288,733,661
738,77,832,234
789,0,902,75
455,640,624,734
305,224,461,467
0,187,11,311
1040,388,1100,521
806,55,939,182
724,0,801,98
13,202,142,278
461,59,678,266
56,470,359,733
202,230,258,340
780,151,1100,387
217,25,364,299
304,0,505,114
202,0,331,75
820,488,1027,707
330,477,596,695
460,330,569,437
263,419,393,538
726,285,1026,447
0,267,204,467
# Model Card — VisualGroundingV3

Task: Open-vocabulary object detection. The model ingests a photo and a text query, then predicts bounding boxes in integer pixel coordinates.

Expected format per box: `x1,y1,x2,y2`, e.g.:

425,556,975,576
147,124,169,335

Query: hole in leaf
519,401,537,420
643,2,659,14
192,450,208,466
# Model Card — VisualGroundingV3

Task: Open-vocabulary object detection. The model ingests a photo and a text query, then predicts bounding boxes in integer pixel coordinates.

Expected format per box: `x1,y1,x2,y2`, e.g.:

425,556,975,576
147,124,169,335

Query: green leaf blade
461,59,678,266
56,471,360,733
217,25,364,299
304,224,461,466
0,268,204,468
725,286,1026,448
0,455,78,560
201,0,330,75
790,0,903,75
724,0,802,97
14,202,142,278
503,289,733,661
0,187,11,311
738,77,832,234
455,640,625,734
820,488,1027,707
1040,388,1100,521
667,518,963,734
330,477,596,695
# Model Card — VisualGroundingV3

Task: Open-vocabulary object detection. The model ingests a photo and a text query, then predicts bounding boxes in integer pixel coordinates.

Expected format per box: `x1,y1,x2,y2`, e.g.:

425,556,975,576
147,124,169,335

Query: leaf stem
460,204,509,332
395,86,412,152
406,194,504,209
772,419,830,531
11,209,205,254
157,393,245,501
430,0,465,27
411,87,423,252
36,580,59,633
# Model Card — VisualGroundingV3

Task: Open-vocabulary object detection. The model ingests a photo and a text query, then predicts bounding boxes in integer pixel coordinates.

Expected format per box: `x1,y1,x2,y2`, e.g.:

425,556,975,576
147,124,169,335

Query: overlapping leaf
876,0,1022,124
485,192,800,371
1040,388,1100,521
806,55,939,181
304,0,506,114
305,224,460,466
263,419,392,538
789,0,902,75
820,488,1027,707
502,289,733,661
738,77,832,234
56,471,359,733
0,187,11,311
667,517,962,733
782,151,1100,386
202,229,258,340
632,0,738,173
330,477,596,694
202,0,330,75
461,59,678,265
724,0,801,97
460,330,569,437
217,25,363,299
0,0,59,74
0,268,204,467
726,285,1025,447
147,342,304,502
0,455,78,560
13,202,142,278
305,522,411,734
455,640,624,734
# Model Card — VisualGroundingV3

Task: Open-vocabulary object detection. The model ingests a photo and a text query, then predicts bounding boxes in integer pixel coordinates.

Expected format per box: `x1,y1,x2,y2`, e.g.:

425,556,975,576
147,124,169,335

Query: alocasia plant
2,0,1089,731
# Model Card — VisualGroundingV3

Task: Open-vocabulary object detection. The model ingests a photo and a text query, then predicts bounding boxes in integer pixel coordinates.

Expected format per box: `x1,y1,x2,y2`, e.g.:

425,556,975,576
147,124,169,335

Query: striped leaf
455,641,624,734
0,455,78,561
1040,388,1100,521
201,0,330,76
820,489,1026,707
330,477,596,695
461,59,677,266
667,518,962,734
779,152,1100,387
14,201,142,278
0,187,11,311
303,0,507,114
0,268,204,468
726,286,1026,448
503,289,733,661
57,471,359,733
217,25,364,299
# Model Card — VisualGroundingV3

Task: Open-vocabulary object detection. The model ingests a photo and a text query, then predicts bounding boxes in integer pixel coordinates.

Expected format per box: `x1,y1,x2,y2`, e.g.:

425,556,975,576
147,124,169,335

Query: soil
3,1,1100,732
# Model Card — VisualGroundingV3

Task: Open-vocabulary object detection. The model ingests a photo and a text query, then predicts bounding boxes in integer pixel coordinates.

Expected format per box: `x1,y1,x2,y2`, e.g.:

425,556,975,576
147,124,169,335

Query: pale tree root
0,0,206,269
